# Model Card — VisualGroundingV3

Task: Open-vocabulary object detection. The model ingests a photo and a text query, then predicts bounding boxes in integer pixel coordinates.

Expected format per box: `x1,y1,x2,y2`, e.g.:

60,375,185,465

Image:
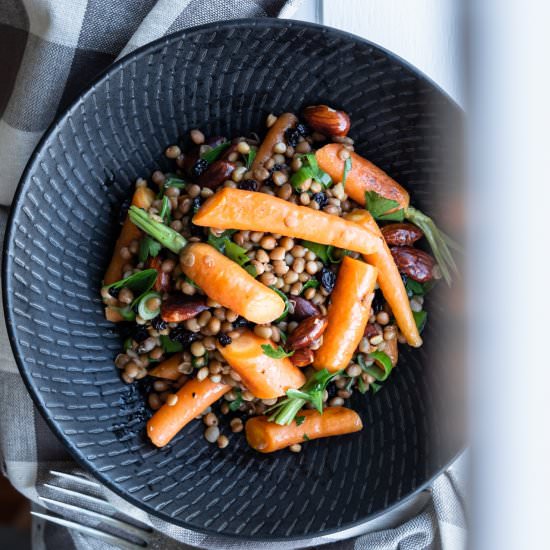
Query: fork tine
31,511,147,549
43,483,114,508
39,496,152,540
49,470,101,488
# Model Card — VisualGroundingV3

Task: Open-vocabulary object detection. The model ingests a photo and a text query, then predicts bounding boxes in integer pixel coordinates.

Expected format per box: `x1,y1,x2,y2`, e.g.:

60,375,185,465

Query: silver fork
31,470,152,549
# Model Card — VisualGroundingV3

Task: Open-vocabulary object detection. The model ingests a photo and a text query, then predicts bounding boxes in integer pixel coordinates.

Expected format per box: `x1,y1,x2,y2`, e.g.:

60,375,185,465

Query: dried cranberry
320,267,336,293
151,316,167,331
271,164,285,173
132,325,149,343
192,158,209,178
312,192,328,208
284,127,301,148
371,291,385,313
296,123,310,136
238,179,259,191
108,286,120,298
192,196,203,214
233,316,251,328
217,333,232,347
118,198,131,225
169,326,201,346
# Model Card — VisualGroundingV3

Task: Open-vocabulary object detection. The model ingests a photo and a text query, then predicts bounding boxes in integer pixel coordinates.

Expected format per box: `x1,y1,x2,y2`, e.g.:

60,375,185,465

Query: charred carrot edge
147,377,230,447
251,113,298,171
216,329,305,399
192,188,382,256
246,407,362,453
313,256,378,372
149,354,184,380
346,210,422,347
104,186,156,285
315,144,410,210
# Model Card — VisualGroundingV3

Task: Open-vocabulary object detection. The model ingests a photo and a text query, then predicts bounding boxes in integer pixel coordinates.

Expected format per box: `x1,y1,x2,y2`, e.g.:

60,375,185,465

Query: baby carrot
315,144,409,210
314,257,377,372
346,209,422,347
252,113,298,171
104,186,155,285
149,354,183,380
246,407,363,453
147,377,230,447
192,188,381,255
216,329,306,399
181,243,285,324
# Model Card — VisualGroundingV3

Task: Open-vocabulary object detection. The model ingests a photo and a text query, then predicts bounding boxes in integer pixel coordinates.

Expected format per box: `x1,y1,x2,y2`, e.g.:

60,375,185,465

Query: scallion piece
137,291,161,321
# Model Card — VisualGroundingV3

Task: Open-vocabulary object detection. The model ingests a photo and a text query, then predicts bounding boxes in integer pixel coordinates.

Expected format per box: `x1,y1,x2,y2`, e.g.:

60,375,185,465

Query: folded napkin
0,1,467,548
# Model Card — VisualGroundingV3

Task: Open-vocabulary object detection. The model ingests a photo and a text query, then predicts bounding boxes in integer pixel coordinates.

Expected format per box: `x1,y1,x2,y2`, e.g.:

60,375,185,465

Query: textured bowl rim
2,17,464,543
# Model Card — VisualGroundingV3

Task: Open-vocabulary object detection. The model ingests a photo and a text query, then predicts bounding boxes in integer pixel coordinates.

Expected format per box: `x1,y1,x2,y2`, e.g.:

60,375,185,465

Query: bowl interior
3,19,465,539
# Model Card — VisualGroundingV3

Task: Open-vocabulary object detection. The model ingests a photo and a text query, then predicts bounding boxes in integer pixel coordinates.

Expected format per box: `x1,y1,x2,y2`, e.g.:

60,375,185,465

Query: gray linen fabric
0,1,467,548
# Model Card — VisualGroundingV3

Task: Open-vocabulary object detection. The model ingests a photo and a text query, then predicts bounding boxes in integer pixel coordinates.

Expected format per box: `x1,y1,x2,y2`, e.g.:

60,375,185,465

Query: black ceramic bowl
3,19,465,541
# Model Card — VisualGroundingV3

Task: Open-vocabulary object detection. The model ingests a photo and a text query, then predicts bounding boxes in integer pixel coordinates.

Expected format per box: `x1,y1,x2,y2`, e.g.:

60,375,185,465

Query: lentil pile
101,105,447,453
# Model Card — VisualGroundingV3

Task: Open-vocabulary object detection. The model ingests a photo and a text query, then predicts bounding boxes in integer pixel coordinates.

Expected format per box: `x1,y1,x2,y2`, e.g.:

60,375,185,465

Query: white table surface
291,0,462,106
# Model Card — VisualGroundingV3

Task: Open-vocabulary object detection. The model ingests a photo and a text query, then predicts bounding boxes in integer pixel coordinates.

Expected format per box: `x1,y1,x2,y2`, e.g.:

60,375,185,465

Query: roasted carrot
252,113,298,171
216,329,306,399
147,377,230,447
149,354,184,380
181,243,285,324
345,209,422,347
315,144,409,210
104,306,125,323
104,186,155,285
246,407,362,453
192,188,381,256
128,208,286,324
314,257,377,373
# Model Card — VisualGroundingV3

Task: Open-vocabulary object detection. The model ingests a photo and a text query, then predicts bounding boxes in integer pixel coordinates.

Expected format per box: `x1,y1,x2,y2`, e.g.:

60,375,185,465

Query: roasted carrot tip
149,354,183,380
147,377,230,448
252,113,298,171
216,329,306,399
313,256,378,372
245,407,363,453
192,188,381,256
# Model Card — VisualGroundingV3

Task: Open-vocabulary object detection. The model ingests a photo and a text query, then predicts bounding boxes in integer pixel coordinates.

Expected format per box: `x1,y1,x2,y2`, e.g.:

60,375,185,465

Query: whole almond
390,246,435,283
287,315,328,350
289,296,320,320
303,105,351,137
381,223,424,247
197,160,236,189
160,296,209,323
290,348,314,367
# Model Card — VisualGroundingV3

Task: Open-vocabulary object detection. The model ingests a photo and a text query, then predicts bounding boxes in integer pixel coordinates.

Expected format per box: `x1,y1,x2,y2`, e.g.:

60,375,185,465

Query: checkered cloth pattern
0,1,467,548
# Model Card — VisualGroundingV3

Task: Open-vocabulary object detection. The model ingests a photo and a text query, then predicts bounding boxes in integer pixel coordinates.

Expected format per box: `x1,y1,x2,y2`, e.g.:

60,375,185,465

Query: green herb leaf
359,351,394,382
244,264,258,277
261,344,294,359
342,157,352,188
111,306,136,321
201,141,231,163
290,166,314,191
206,230,237,253
191,352,209,369
229,390,243,411
365,191,405,221
164,174,187,189
159,196,171,223
138,236,162,263
245,148,257,169
413,310,428,333
269,286,290,321
159,335,183,353
301,279,320,294
303,433,310,441
105,268,158,296
279,330,287,344
371,382,382,394
297,154,333,188
357,376,368,394
301,240,329,263
137,291,161,321
405,278,426,296
225,240,250,267
327,246,349,264
295,415,305,426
